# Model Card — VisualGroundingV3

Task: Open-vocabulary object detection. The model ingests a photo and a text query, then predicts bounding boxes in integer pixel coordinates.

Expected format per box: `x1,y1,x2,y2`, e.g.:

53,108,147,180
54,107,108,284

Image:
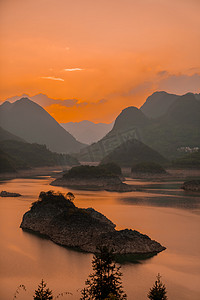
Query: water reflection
0,176,200,300
122,179,200,213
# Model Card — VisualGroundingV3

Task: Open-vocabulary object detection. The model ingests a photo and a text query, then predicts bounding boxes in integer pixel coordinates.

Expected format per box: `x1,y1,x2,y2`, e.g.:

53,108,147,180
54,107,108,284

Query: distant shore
0,165,71,181
1,165,200,182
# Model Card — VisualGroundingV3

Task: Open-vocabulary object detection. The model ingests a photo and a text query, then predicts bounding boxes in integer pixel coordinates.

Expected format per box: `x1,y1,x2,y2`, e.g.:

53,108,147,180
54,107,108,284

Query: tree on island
33,279,53,300
80,246,127,300
147,273,168,300
66,192,75,202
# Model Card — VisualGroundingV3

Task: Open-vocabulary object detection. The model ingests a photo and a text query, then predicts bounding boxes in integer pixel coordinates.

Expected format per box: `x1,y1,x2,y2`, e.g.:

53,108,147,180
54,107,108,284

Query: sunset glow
1,0,200,122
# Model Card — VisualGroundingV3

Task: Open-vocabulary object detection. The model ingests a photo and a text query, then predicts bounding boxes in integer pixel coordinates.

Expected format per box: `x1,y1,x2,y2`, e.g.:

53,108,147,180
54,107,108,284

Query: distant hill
172,149,200,168
79,92,200,161
0,149,17,173
142,93,200,158
100,139,167,167
140,91,200,119
3,93,76,107
112,106,150,131
0,140,79,171
162,93,200,126
0,98,85,153
140,91,178,118
78,107,149,161
0,126,25,142
61,120,114,145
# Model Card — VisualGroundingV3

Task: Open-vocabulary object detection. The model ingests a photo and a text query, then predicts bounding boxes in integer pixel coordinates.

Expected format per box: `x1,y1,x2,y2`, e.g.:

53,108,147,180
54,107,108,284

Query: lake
0,176,200,299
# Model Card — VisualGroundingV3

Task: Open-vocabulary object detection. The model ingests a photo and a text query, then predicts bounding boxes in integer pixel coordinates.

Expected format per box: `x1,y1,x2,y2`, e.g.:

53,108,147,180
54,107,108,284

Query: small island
0,191,21,197
181,180,200,192
20,191,165,256
51,164,135,192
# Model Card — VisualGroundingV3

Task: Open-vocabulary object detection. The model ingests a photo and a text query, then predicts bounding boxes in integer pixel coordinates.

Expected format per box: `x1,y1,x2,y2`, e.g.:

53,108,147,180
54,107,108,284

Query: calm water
0,176,200,299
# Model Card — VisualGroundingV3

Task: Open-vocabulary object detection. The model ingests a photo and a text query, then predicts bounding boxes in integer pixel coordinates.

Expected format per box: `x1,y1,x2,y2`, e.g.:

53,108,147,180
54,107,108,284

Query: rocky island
20,191,165,256
182,180,200,192
51,164,135,192
0,190,21,197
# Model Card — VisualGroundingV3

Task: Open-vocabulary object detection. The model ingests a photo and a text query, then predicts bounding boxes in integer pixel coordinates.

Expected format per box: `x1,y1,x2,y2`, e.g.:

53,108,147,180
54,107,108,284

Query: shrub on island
63,163,121,179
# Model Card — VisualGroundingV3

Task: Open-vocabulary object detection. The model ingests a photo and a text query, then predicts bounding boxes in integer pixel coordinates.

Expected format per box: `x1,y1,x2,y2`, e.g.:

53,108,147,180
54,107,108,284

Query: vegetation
80,247,127,300
172,149,200,168
63,164,120,179
100,139,167,167
131,162,166,174
33,279,53,300
99,162,122,176
13,284,26,299
0,149,17,173
31,190,75,210
147,274,167,300
0,140,79,171
80,93,200,162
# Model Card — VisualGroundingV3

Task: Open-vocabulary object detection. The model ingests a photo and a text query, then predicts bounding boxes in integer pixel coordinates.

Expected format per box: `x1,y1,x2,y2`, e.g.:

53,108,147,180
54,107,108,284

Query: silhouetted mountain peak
13,97,44,110
140,91,179,118
101,138,167,167
165,93,200,125
113,106,149,131
1,101,12,109
0,97,85,153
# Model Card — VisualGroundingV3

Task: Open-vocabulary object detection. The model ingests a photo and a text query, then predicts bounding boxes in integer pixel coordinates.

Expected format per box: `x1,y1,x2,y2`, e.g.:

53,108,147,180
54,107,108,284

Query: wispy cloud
64,68,84,72
40,76,64,82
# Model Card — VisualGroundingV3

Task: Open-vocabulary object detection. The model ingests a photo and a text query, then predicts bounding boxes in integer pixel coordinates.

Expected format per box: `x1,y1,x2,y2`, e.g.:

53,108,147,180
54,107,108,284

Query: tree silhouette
33,279,53,300
147,273,167,300
66,192,75,202
80,246,127,300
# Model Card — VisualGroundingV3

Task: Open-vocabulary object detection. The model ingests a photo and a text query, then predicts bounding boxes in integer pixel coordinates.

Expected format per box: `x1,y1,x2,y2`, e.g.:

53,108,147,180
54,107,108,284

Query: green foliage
63,165,119,179
0,140,79,170
101,139,167,167
131,162,166,174
66,192,75,202
99,163,122,176
31,191,75,209
80,246,127,300
33,279,53,300
143,122,200,160
172,149,200,168
0,149,17,173
147,274,167,300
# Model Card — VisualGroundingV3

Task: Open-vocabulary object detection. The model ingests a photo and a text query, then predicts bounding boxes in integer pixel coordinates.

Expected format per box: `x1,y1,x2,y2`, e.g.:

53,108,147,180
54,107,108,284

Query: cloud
40,76,64,81
122,81,153,97
157,70,169,77
3,93,107,112
64,68,84,72
158,73,200,95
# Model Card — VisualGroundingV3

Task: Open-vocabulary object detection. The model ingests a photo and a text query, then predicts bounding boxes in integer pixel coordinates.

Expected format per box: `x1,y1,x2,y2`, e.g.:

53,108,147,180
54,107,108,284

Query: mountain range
61,120,114,145
1,91,199,164
100,139,167,167
0,98,85,153
0,125,79,173
140,91,200,118
79,92,200,161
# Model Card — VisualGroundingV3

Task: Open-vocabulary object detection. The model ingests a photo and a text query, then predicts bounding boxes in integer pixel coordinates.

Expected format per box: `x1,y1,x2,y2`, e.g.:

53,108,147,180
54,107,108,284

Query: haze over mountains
1,91,199,166
0,98,85,153
79,92,200,161
100,139,167,167
61,120,114,145
141,91,200,118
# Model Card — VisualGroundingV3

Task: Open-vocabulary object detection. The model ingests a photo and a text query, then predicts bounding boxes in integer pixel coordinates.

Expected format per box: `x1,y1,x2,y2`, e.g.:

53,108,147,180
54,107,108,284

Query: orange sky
0,0,200,122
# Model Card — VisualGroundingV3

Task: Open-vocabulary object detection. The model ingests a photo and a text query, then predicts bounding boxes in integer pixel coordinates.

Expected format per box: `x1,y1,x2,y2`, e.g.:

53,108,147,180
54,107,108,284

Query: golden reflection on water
0,176,200,300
